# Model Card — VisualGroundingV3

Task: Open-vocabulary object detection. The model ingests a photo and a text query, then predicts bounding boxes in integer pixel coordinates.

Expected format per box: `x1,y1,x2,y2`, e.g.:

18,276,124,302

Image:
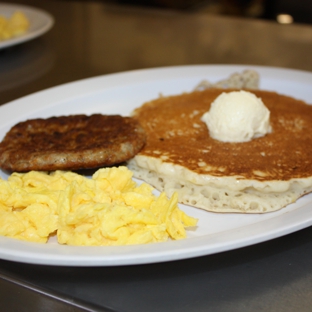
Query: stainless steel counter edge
0,270,114,312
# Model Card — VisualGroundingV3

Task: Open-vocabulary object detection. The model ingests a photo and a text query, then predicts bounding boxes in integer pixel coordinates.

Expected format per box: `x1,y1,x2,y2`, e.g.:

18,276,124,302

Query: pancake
127,89,312,213
0,114,146,172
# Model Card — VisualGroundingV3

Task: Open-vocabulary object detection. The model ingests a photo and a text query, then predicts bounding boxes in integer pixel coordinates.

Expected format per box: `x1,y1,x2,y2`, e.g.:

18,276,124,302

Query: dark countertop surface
1,1,312,311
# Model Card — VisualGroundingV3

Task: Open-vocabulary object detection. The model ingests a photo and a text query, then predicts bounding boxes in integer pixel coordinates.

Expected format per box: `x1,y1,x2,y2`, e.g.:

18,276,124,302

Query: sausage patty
0,114,146,172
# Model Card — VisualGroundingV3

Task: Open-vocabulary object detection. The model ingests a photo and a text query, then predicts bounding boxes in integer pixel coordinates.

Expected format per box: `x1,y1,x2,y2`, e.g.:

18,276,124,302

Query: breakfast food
0,166,197,245
128,88,312,213
194,69,260,90
0,11,29,41
0,114,146,172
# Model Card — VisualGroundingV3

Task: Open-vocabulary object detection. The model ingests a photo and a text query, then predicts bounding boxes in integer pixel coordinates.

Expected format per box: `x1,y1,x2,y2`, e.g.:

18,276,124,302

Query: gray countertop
2,227,312,311
1,1,312,311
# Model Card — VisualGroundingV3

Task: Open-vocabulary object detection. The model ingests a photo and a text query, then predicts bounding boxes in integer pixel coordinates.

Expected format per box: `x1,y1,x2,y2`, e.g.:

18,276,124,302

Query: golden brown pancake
127,89,312,213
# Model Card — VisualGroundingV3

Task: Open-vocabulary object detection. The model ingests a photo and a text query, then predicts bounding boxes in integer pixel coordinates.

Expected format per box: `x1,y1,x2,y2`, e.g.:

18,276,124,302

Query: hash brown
0,114,146,172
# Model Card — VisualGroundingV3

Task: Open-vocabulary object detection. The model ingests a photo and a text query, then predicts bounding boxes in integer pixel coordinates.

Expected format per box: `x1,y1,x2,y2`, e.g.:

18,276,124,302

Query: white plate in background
0,3,54,49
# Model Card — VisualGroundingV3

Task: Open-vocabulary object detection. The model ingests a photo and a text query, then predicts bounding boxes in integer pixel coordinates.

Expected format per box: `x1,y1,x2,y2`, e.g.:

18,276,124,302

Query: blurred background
2,0,312,104
107,0,312,24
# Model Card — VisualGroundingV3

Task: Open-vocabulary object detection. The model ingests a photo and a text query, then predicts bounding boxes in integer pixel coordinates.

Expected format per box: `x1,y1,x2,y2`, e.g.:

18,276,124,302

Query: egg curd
0,167,197,246
0,11,29,41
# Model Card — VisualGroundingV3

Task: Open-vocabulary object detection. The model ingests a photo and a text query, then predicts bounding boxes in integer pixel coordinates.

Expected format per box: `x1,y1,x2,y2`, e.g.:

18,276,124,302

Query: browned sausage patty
0,114,146,172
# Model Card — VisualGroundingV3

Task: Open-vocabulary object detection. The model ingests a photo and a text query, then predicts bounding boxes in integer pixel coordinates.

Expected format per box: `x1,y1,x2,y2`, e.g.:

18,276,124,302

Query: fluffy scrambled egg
0,11,29,41
0,167,197,246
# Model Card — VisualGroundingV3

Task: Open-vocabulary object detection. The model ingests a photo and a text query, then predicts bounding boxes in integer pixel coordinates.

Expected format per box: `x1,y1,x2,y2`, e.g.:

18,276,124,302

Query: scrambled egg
0,11,29,41
0,167,197,246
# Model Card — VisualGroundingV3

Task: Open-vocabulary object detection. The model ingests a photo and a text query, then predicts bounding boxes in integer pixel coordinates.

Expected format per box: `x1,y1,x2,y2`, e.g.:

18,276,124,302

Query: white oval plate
0,3,54,49
0,64,312,266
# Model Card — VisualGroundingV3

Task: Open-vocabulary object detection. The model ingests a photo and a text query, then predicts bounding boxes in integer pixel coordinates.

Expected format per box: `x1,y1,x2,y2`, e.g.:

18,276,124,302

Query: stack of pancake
128,88,312,213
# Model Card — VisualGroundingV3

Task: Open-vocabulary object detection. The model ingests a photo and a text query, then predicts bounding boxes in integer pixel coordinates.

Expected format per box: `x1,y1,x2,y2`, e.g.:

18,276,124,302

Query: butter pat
202,90,271,142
